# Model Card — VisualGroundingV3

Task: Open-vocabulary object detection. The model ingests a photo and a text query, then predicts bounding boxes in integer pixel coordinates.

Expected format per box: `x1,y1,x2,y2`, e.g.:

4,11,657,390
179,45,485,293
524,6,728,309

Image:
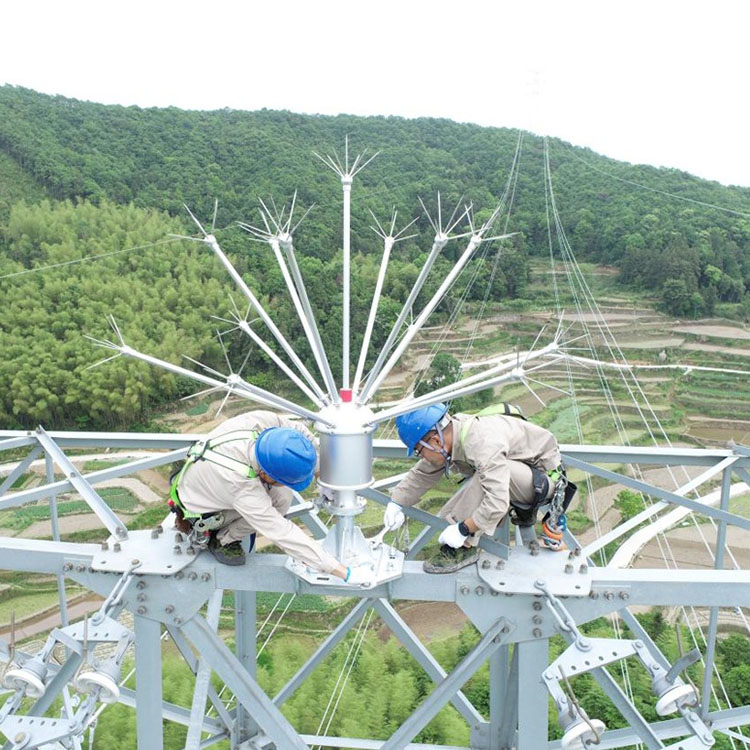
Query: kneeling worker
169,410,373,586
384,403,575,573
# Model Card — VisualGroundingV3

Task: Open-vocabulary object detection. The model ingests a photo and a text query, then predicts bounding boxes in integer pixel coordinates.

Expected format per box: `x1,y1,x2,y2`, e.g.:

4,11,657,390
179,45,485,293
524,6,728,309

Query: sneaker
208,536,246,566
423,544,479,574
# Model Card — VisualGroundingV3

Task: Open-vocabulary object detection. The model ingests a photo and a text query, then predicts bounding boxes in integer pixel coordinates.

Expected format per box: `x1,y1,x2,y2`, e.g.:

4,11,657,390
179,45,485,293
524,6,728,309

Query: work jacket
178,410,339,574
391,412,561,535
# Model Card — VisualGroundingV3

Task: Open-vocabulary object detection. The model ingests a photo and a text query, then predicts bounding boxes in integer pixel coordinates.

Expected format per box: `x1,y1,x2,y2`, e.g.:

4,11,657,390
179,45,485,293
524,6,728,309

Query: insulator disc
3,668,46,698
76,670,121,704
655,683,696,716
561,718,606,750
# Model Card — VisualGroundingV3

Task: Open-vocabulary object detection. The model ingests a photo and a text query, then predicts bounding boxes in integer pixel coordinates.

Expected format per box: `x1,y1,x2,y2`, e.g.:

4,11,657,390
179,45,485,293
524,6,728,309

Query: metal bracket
477,549,591,596
666,649,702,684
91,526,198,575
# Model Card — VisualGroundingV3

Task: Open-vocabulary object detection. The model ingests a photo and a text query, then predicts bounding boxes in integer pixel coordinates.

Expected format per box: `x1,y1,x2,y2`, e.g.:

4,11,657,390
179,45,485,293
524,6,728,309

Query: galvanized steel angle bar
378,617,513,750
372,599,483,727
165,625,233,729
0,448,187,510
361,487,509,559
586,664,665,749
564,455,750,531
185,590,223,750
0,538,96,575
495,646,519,750
581,453,741,559
515,639,550,750
0,435,37,452
180,614,309,750
273,598,372,707
33,426,128,540
700,466,732,721
135,615,164,750
0,446,42,497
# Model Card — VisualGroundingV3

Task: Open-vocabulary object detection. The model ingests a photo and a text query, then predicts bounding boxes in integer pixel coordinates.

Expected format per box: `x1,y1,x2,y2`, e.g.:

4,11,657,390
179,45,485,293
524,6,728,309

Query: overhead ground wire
0,237,184,280
545,138,749,748
562,144,750,219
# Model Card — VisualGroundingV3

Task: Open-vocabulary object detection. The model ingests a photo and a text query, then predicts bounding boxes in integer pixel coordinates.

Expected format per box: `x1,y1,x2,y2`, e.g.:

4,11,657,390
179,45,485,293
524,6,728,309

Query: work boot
423,544,479,574
208,535,246,566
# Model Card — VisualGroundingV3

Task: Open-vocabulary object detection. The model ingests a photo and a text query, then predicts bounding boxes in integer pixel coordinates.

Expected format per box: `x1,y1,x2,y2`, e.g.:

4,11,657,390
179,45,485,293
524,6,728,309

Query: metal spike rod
360,223,494,402
370,340,561,423
199,230,328,403
89,331,332,426
353,211,419,395
268,233,338,399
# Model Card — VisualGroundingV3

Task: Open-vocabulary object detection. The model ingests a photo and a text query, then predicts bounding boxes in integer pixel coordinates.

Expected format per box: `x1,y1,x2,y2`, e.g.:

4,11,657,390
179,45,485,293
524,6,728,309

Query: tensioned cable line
545,139,749,747
544,141,646,744
407,132,526,397
548,142,721,741
562,144,750,219
0,237,185,280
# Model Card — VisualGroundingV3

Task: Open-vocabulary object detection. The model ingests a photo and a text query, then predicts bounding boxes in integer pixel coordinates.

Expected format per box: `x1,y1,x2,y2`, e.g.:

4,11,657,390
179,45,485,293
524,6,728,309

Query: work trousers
215,490,293,546
439,460,550,547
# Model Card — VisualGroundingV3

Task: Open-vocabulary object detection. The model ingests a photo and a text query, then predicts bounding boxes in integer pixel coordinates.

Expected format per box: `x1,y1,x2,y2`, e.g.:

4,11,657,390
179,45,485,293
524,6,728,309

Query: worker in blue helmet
385,402,575,573
169,410,373,586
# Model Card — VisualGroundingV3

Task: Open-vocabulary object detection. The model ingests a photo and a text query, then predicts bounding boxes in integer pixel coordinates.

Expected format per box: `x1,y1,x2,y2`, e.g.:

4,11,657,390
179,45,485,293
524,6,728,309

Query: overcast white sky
2,0,748,187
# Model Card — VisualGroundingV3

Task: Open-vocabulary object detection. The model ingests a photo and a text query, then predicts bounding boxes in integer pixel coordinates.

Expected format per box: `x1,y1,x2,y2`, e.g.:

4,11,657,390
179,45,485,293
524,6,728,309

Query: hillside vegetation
1,85,750,429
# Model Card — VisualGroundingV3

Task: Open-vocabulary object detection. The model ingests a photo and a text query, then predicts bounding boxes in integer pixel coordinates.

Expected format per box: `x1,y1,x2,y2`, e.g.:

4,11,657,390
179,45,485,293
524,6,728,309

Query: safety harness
168,430,260,539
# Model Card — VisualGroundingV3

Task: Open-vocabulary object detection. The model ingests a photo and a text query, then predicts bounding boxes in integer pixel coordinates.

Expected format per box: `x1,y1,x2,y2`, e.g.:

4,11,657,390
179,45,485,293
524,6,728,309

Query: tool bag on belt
168,430,260,535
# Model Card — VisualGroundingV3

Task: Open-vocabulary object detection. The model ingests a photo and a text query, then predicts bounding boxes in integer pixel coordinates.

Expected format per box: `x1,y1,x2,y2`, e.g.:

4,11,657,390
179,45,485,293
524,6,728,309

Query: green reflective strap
180,430,260,484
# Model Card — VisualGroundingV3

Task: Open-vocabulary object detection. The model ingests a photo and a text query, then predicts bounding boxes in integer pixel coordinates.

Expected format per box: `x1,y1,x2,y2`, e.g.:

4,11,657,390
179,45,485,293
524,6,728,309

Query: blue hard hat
254,428,317,491
395,403,449,456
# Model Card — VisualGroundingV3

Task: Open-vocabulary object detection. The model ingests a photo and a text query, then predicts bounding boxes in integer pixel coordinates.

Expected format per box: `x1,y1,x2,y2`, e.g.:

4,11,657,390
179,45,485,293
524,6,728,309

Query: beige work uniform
391,413,561,541
178,410,340,574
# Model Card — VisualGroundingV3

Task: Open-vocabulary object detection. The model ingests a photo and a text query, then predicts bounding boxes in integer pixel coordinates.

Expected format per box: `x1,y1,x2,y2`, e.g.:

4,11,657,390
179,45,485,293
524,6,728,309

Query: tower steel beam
135,615,164,750
181,614,309,750
379,617,512,750
33,427,129,539
564,455,750,531
700,465,732,720
0,446,42,496
274,598,372,707
516,639,549,750
372,599,483,727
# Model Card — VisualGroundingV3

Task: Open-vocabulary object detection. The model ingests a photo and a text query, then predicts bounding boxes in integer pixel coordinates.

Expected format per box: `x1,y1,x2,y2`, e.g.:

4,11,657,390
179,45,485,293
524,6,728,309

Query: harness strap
186,430,259,479
169,430,260,519
459,403,526,445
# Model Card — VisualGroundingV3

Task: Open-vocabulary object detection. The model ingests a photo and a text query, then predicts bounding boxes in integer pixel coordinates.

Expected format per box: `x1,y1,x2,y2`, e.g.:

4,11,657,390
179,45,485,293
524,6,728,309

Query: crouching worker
168,410,373,586
384,403,576,573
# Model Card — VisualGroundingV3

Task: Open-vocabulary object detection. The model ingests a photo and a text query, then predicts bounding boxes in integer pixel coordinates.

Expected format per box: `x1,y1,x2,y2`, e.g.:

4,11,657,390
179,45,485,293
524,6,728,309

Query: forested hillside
1,85,750,429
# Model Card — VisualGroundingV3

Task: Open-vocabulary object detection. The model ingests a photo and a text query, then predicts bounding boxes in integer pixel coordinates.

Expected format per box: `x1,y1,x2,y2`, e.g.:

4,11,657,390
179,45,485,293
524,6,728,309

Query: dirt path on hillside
673,324,750,339
683,342,750,357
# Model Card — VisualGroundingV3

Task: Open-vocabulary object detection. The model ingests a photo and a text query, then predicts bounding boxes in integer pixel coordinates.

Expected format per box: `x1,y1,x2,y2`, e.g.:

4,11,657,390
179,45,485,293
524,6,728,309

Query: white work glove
317,482,335,502
383,502,405,531
438,523,469,549
345,564,376,588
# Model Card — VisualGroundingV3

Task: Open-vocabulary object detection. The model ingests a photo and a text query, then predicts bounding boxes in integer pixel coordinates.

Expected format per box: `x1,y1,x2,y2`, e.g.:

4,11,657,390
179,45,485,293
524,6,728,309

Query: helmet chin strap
417,422,451,477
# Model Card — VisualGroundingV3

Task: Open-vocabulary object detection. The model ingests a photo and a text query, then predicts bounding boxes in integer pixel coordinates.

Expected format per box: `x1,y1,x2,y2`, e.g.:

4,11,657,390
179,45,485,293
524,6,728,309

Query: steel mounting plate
476,547,592,596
